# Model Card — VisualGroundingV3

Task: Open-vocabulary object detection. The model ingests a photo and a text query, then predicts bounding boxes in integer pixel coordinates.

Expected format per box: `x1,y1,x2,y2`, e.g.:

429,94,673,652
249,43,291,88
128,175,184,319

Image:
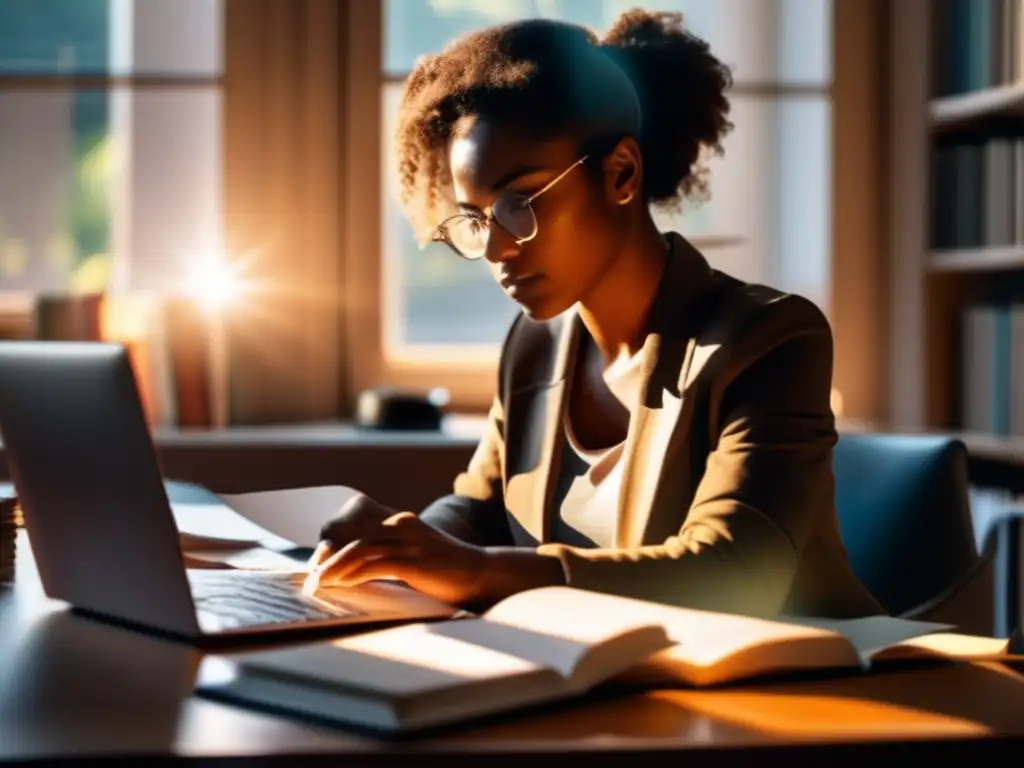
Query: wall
0,432,477,513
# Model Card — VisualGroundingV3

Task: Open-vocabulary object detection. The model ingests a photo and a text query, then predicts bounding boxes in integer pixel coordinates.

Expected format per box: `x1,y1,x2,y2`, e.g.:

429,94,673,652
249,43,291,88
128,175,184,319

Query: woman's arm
418,396,515,546
416,313,529,548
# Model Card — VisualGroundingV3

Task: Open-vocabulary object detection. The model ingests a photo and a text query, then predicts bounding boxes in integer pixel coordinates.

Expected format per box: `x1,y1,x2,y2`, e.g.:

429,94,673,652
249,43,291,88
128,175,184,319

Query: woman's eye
506,191,533,206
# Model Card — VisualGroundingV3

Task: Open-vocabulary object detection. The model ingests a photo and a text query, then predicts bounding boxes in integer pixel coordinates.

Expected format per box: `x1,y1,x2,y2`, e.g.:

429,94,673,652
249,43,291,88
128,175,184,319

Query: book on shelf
932,0,1024,98
930,2,1024,252
195,586,1011,734
960,303,1024,437
931,138,1024,251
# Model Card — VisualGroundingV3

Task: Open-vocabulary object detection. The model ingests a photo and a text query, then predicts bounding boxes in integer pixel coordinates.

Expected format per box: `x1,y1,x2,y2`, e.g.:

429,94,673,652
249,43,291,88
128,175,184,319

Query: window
0,0,223,299
361,0,833,408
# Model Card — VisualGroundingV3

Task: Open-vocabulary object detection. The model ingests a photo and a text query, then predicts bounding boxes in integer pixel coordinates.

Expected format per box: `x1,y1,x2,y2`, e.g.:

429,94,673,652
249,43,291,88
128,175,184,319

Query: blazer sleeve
419,395,514,546
536,302,838,618
419,316,522,547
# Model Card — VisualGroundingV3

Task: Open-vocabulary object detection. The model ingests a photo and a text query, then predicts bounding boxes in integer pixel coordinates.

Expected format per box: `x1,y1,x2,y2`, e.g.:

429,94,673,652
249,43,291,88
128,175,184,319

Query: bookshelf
929,246,1024,273
931,81,1024,128
889,0,1024,457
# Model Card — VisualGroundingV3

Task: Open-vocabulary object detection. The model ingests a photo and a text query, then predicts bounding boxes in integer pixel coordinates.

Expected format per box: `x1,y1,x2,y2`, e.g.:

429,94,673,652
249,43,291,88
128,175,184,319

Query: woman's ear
603,136,643,206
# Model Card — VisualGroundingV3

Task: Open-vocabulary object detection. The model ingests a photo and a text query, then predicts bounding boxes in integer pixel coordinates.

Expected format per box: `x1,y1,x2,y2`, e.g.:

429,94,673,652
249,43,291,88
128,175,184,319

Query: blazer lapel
615,235,716,548
615,333,694,547
503,308,578,544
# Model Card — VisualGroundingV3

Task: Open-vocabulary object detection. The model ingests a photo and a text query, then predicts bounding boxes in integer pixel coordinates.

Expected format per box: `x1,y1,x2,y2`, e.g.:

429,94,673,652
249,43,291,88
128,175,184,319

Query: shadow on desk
0,610,201,752
453,662,1024,745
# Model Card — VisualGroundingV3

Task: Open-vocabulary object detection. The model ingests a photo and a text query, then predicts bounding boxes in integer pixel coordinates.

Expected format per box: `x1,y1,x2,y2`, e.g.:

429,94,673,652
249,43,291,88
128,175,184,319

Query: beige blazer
422,233,883,619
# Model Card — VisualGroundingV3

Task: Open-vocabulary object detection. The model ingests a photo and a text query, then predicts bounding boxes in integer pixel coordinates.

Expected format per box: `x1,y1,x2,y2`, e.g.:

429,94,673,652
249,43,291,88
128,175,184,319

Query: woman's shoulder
663,232,830,341
670,274,833,397
700,273,831,341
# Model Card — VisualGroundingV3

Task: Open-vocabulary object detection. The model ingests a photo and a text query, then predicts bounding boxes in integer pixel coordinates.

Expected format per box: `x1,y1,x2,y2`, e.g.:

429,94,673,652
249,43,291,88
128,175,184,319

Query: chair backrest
833,433,978,617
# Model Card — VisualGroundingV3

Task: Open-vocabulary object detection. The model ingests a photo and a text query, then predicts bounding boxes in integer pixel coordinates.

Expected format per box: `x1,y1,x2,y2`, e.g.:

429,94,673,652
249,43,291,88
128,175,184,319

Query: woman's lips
499,272,544,298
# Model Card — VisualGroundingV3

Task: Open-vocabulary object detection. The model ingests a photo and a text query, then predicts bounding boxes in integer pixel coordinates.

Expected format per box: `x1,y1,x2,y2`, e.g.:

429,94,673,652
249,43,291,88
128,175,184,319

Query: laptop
0,341,458,642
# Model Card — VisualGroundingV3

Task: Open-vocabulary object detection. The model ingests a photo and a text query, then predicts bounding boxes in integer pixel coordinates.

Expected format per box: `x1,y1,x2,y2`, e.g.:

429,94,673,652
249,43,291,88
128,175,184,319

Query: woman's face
447,117,631,321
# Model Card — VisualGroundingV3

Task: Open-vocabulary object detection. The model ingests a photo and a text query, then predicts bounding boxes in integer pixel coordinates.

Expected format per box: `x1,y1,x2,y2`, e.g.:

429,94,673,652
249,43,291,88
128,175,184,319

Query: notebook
196,586,1011,733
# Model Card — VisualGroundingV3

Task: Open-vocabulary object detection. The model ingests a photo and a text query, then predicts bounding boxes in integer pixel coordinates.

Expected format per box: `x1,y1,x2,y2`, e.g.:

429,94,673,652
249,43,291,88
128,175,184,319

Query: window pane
107,87,223,293
0,0,108,75
381,85,517,348
0,87,221,294
772,95,831,310
380,85,831,349
382,235,522,349
0,90,108,292
0,0,222,76
384,0,831,85
656,95,832,312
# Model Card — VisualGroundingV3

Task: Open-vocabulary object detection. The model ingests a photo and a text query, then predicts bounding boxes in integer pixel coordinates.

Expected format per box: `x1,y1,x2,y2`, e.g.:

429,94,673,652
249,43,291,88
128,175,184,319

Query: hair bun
601,8,684,48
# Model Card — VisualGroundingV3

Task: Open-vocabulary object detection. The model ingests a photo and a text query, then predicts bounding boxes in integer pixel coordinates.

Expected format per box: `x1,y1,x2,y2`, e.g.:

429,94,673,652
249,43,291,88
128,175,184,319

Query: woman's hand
305,494,489,606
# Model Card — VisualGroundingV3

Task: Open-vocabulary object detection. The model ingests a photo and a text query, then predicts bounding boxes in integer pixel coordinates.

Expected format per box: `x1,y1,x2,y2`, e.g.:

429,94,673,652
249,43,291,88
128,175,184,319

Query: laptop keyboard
188,570,363,631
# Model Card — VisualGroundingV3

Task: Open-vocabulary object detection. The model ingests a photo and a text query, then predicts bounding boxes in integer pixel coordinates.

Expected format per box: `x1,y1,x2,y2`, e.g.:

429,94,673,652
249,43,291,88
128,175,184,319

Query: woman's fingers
304,537,412,592
303,510,422,592
314,501,412,558
306,540,334,569
322,558,415,588
382,511,418,527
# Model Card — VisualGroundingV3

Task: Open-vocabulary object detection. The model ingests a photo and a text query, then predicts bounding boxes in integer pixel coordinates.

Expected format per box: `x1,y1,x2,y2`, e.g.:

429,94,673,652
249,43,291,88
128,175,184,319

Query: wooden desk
3,533,1024,765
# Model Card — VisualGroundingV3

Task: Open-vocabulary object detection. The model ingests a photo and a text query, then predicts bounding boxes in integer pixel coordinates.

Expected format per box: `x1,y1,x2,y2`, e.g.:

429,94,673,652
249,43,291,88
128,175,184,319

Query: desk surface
4,533,1024,764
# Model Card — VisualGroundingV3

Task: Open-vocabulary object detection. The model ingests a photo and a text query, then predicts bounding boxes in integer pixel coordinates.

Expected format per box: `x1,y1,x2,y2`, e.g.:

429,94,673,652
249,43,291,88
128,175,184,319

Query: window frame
341,1,499,413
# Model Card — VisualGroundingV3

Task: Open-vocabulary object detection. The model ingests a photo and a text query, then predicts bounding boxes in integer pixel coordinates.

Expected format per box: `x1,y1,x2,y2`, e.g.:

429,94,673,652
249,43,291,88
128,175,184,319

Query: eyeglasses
431,155,588,261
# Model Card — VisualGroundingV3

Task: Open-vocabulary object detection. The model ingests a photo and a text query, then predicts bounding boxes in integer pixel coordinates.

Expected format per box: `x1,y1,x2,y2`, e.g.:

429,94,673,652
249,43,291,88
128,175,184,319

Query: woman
307,9,883,619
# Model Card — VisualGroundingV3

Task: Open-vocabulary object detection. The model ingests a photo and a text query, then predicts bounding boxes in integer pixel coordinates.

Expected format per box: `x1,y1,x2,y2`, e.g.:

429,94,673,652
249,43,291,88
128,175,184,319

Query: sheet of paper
186,547,308,572
172,503,297,552
215,486,361,550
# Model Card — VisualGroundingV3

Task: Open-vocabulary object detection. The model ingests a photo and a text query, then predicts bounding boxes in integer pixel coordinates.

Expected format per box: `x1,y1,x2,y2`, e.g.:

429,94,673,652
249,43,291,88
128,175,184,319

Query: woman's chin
513,294,571,322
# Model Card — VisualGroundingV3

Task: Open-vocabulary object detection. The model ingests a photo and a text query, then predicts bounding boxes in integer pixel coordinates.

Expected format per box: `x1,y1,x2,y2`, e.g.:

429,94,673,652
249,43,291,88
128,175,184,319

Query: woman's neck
577,218,668,362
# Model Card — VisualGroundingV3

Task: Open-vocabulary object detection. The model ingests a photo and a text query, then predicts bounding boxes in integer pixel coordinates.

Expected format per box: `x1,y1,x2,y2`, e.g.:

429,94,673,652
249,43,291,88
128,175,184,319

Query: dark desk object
3,530,1024,762
356,387,445,431
834,434,1021,640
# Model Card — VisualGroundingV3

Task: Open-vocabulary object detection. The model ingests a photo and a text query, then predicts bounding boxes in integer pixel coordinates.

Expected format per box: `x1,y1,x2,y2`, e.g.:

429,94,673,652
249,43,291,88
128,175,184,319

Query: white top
552,347,645,549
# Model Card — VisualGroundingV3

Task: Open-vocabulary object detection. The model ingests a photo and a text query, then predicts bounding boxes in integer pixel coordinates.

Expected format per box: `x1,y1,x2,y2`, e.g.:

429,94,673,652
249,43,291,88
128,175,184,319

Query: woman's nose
482,222,521,265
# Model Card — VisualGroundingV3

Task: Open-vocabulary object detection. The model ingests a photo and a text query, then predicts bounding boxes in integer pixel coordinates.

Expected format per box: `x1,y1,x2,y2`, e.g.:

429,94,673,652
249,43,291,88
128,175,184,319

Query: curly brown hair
394,9,734,245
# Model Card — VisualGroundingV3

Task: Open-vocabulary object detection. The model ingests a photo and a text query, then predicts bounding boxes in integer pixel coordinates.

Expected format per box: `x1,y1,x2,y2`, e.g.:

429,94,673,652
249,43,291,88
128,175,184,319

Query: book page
621,609,859,686
868,632,1010,663
476,587,673,679
216,486,361,549
790,615,954,661
488,589,842,667
488,590,863,687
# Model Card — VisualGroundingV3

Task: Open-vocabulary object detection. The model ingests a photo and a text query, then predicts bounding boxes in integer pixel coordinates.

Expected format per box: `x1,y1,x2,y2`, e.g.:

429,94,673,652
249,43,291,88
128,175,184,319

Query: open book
196,586,1011,734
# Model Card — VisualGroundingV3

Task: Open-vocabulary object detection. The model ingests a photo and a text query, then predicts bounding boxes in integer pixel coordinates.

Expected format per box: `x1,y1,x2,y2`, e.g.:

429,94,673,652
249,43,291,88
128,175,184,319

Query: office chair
833,433,1021,641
